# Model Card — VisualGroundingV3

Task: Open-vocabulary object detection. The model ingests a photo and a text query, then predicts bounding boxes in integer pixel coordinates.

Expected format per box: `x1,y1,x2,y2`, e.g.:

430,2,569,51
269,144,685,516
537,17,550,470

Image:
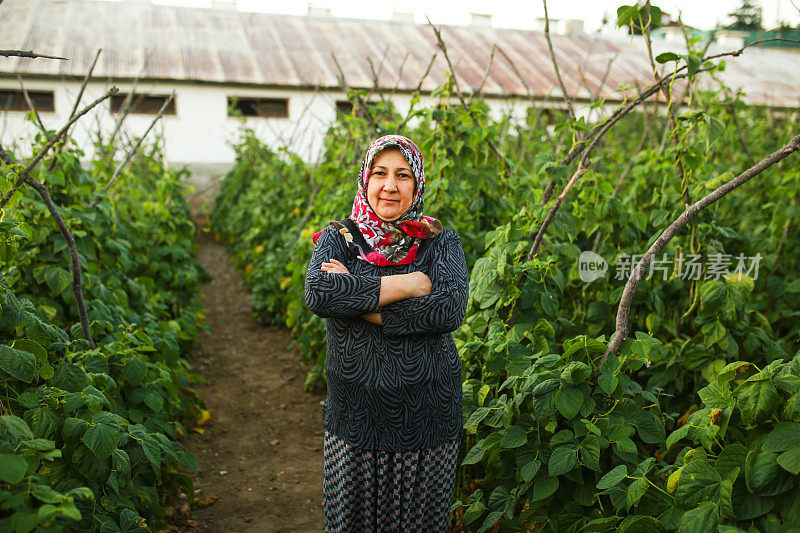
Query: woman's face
366,148,415,222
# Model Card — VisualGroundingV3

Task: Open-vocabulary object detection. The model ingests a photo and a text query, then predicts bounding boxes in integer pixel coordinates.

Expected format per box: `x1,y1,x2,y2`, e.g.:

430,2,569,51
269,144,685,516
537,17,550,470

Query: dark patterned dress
305,225,469,532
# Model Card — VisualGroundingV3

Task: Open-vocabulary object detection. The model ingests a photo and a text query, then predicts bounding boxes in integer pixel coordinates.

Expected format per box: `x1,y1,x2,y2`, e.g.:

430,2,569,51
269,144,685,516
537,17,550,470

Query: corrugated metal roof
1,0,798,107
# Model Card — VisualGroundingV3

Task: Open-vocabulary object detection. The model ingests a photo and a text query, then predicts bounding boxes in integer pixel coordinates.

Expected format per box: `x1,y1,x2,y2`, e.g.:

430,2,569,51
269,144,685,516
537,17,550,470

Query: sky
142,0,800,31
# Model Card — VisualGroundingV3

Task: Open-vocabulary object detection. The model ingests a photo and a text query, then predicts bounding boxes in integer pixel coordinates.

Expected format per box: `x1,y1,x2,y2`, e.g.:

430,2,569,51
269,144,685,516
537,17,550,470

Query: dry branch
0,143,96,348
598,133,800,369
93,91,174,203
17,76,46,132
67,49,102,123
426,18,513,177
0,49,68,60
468,44,496,102
47,48,104,172
542,0,576,121
0,88,118,209
642,2,691,207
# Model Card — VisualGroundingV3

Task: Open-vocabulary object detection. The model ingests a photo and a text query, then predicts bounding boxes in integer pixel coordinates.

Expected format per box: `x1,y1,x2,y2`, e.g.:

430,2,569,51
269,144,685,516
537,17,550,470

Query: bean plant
212,17,800,532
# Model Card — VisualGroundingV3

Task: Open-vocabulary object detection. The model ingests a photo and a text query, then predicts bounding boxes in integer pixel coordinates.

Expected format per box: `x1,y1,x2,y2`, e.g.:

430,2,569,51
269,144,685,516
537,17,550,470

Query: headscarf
312,134,442,266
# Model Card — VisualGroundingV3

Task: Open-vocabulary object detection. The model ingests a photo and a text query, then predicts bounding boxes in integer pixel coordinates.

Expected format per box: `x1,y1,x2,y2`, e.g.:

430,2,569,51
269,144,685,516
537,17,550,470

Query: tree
726,0,763,30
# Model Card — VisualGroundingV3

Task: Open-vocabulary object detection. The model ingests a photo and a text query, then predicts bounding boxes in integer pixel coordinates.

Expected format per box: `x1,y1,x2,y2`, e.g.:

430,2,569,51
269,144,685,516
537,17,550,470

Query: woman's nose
384,174,399,191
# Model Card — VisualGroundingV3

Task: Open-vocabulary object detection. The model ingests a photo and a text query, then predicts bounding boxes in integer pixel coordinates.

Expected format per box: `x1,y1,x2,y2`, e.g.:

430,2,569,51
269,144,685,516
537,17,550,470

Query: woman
304,134,469,532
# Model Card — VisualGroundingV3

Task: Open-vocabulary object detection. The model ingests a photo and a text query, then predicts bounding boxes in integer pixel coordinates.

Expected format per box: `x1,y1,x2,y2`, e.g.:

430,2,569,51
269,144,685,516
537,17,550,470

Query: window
335,99,380,119
110,93,176,115
228,97,288,118
0,89,55,112
335,100,354,117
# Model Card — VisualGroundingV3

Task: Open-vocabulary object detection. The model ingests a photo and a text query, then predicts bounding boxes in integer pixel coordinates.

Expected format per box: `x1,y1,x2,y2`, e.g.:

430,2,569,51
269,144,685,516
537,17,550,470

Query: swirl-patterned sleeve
380,231,469,336
304,227,382,318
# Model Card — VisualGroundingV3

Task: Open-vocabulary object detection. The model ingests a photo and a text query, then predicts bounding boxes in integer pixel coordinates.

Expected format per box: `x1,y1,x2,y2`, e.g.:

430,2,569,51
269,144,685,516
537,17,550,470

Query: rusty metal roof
1,0,798,107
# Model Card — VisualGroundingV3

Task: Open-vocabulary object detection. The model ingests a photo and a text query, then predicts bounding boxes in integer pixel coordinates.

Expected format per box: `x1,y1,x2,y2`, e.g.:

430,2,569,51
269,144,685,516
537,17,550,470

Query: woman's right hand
378,271,432,306
405,271,432,298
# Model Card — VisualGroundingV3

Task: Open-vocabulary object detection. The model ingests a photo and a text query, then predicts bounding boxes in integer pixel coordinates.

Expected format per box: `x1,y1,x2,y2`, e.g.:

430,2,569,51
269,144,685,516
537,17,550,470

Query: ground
175,229,326,532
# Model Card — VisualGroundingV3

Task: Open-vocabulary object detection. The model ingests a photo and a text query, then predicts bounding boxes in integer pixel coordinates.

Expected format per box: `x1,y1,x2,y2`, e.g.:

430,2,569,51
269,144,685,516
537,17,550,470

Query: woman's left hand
361,312,382,325
321,258,350,274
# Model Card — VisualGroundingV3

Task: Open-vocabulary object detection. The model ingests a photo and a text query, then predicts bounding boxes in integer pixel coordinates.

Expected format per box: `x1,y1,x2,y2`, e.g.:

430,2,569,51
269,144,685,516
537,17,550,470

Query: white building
1,0,798,204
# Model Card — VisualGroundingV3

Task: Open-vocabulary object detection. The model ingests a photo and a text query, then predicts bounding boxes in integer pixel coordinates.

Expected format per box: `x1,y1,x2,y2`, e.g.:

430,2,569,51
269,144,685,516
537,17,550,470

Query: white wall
0,77,608,203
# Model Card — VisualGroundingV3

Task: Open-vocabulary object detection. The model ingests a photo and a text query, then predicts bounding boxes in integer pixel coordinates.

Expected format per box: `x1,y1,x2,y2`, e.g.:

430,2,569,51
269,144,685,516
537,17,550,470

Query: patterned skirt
322,431,461,532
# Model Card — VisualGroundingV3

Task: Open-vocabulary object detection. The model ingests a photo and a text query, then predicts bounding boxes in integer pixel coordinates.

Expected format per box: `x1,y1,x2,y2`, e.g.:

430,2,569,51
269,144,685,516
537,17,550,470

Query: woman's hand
378,271,432,306
405,271,432,297
321,259,350,274
361,312,382,325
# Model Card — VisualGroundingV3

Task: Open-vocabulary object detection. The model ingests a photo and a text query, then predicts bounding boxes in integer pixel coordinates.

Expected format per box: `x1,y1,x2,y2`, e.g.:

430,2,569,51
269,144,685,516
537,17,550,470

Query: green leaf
701,321,727,348
516,446,541,483
626,477,649,510
62,417,89,442
121,357,147,386
580,434,601,472
632,408,665,444
44,266,71,296
0,453,28,483
777,446,800,475
540,292,558,317
139,434,162,481
112,449,131,479
686,52,702,77
530,471,559,501
597,464,628,490
678,501,719,532
462,442,486,465
1,415,34,440
82,424,121,460
762,423,800,452
616,5,640,27
745,450,796,496
120,508,144,531
734,379,780,425
501,426,528,449
675,460,723,508
666,424,690,451
700,280,726,311
715,443,748,477
465,407,490,428
615,438,637,455
655,52,681,63
11,339,47,363
555,387,583,419
462,500,487,526
144,391,163,412
698,382,734,410
717,362,751,385
31,483,63,504
24,407,58,441
559,361,592,386
618,515,666,532
0,344,36,383
598,370,618,395
732,487,774,521
548,445,577,476
82,385,109,414
22,438,55,451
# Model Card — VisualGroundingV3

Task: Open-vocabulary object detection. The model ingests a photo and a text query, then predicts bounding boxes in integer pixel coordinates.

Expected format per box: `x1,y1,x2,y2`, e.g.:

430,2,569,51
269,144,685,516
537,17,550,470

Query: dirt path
177,230,326,532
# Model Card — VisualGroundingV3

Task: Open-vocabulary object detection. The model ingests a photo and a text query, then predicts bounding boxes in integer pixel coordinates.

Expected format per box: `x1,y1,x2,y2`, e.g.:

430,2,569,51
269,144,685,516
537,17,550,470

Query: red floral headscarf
312,135,442,266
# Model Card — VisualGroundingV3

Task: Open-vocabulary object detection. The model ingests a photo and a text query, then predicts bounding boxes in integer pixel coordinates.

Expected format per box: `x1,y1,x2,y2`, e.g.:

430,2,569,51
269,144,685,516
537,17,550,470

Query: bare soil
176,229,325,532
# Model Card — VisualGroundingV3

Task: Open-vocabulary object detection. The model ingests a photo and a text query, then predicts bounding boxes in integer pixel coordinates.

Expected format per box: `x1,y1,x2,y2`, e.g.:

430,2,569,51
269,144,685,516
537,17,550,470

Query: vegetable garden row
211,16,800,533
1,106,210,530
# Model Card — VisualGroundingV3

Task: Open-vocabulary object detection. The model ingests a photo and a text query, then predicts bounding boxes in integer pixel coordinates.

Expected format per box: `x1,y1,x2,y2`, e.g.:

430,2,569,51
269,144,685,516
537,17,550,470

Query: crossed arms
303,227,469,336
